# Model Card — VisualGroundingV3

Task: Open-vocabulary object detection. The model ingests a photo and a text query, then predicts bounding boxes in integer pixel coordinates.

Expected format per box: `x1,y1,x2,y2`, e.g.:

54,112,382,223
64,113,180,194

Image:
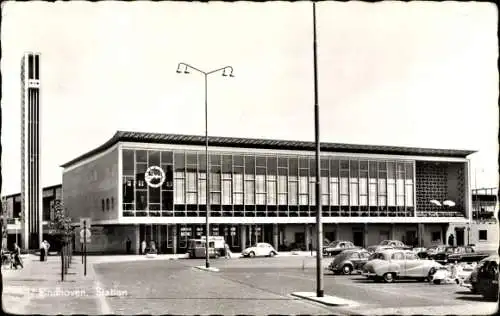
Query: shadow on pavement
455,290,476,295
456,296,498,302
12,278,47,282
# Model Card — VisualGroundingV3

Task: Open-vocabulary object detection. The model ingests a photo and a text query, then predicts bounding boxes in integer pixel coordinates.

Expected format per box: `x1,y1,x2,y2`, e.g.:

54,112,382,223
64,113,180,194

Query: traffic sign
80,217,91,229
80,229,91,238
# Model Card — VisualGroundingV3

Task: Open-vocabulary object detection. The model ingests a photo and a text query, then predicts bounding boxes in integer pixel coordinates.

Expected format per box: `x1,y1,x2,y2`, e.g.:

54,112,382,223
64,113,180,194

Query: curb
291,292,359,307
193,265,220,272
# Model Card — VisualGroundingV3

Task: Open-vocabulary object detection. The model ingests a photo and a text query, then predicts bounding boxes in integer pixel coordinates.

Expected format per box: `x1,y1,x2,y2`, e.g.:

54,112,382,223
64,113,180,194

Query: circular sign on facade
144,166,166,188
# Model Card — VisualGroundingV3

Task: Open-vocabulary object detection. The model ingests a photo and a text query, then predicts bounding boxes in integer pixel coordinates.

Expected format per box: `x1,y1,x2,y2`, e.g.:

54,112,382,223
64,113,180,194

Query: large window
121,148,415,217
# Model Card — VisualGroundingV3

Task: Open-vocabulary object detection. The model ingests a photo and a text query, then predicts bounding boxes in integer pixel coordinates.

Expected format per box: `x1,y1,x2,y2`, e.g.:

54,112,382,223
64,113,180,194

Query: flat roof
61,131,476,168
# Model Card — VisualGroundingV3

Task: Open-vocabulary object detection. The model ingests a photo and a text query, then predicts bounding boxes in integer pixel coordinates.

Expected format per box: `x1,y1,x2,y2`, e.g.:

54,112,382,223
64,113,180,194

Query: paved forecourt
95,256,498,315
3,254,497,315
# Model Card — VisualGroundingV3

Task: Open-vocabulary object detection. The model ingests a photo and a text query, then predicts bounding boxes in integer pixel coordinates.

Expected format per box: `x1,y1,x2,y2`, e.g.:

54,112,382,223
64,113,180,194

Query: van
187,239,220,259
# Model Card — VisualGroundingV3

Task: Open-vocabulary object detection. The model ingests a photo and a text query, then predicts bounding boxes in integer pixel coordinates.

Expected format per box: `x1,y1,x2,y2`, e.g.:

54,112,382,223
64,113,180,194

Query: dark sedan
476,255,499,300
432,246,490,264
328,249,371,275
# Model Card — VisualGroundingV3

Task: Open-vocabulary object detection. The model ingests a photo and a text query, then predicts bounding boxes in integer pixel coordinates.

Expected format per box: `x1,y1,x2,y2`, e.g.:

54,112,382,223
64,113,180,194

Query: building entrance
352,231,364,247
456,228,465,246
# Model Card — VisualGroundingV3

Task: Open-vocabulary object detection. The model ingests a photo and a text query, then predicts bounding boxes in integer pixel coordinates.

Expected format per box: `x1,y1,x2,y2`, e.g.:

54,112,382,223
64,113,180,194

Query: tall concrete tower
20,52,42,250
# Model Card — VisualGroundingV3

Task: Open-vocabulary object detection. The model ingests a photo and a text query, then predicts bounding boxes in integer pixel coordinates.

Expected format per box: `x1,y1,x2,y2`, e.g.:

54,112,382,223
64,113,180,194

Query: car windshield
327,241,341,247
445,247,455,253
369,252,386,260
380,240,391,245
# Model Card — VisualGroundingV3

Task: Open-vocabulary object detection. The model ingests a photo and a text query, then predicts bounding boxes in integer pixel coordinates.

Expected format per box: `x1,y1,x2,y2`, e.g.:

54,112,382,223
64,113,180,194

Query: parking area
94,256,498,315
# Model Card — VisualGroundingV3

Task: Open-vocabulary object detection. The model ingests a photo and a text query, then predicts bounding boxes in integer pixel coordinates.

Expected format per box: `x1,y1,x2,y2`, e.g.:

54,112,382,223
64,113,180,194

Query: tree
1,197,7,250
48,199,74,244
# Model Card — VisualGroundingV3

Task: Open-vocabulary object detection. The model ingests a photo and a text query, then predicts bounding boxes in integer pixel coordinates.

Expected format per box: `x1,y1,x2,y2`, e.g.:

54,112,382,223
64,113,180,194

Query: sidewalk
2,254,107,315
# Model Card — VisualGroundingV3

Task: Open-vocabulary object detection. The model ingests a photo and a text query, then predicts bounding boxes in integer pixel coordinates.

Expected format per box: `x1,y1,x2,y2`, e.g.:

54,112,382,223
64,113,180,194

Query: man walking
126,237,132,254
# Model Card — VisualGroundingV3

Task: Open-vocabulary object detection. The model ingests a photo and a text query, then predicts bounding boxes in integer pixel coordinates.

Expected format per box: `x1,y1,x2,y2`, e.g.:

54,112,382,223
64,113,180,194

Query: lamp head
184,70,190,74
222,67,234,77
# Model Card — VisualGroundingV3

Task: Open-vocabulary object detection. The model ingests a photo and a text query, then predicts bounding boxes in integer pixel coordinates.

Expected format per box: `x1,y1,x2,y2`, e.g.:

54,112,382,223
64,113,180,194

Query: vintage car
462,257,490,293
328,249,371,275
422,245,448,259
362,249,442,283
475,255,499,300
367,245,394,253
323,240,359,257
432,246,490,264
241,243,278,258
366,240,411,253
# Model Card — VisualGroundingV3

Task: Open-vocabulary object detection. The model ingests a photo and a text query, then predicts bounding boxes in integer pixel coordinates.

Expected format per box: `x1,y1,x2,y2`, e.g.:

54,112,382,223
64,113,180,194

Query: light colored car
362,249,442,283
241,243,278,258
366,245,394,253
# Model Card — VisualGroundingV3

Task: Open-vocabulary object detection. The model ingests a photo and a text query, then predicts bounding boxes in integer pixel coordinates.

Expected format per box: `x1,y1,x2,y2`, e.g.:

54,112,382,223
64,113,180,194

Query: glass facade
121,149,415,217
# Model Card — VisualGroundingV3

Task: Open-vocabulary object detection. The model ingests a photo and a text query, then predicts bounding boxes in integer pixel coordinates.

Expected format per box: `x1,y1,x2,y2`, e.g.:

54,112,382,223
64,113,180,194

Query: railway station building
59,131,476,254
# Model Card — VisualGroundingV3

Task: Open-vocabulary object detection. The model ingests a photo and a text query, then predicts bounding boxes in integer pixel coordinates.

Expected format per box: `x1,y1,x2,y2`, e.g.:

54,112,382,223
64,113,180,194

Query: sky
1,1,498,196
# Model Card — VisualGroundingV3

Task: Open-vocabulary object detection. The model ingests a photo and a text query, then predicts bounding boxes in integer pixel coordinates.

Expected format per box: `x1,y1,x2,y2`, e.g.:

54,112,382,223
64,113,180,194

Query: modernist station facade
62,131,475,254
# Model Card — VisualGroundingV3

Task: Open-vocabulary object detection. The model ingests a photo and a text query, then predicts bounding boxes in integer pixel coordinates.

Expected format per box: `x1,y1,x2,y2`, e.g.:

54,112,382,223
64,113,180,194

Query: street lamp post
176,62,234,269
312,1,324,298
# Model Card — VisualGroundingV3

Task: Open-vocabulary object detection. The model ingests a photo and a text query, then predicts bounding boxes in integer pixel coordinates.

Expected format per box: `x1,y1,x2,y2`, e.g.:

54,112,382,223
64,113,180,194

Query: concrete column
418,223,424,247
172,225,177,254
135,224,140,254
334,224,339,240
364,223,369,248
390,224,395,240
305,224,310,251
240,225,246,250
273,224,279,250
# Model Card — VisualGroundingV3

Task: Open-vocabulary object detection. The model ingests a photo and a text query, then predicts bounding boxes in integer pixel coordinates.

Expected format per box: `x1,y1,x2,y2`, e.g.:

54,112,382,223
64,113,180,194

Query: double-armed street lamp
176,62,234,269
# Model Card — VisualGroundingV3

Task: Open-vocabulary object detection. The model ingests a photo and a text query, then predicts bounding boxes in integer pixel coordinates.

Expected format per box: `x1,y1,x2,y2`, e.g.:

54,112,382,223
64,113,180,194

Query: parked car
422,245,448,259
367,245,394,253
412,247,428,259
362,249,442,283
328,249,371,275
462,257,490,293
323,241,359,257
432,246,490,264
367,240,411,253
241,243,278,258
475,255,499,300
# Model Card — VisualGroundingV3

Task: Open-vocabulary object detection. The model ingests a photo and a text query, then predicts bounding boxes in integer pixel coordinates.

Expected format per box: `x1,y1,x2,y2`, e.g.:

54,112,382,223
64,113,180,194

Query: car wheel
249,251,255,258
470,285,477,294
269,251,276,257
383,273,395,283
433,279,441,285
427,267,437,282
342,265,353,275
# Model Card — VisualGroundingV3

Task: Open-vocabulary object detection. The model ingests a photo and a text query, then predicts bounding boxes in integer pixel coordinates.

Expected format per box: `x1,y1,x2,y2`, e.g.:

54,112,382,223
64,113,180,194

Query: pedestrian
141,240,147,255
126,237,132,254
224,243,232,259
39,242,46,262
448,234,455,247
12,243,23,269
44,240,50,261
